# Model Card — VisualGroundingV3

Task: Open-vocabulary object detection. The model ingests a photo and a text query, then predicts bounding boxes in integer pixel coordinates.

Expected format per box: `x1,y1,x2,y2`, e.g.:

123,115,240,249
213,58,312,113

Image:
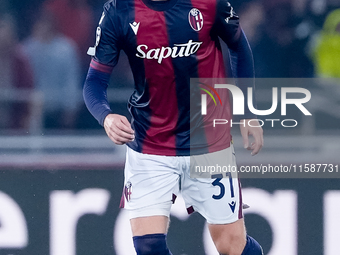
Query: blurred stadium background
1,0,340,254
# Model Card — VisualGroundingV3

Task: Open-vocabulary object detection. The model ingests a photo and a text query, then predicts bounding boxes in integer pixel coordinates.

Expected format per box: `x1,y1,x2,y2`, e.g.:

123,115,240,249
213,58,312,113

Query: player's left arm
213,0,263,155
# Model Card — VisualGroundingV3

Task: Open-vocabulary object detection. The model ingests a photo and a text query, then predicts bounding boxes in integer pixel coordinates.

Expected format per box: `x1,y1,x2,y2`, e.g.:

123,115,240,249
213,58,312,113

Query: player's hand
104,114,135,145
240,119,263,156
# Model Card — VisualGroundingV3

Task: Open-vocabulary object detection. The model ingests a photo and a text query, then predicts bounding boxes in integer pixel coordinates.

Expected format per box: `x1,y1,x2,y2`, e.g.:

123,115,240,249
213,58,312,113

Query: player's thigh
182,146,242,224
208,218,247,254
130,215,170,236
183,175,242,223
122,147,180,236
122,147,180,211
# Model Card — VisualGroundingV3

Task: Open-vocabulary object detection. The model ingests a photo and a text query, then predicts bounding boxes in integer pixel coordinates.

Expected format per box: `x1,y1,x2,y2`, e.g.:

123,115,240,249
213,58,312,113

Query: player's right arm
83,2,134,145
83,60,134,145
84,67,134,145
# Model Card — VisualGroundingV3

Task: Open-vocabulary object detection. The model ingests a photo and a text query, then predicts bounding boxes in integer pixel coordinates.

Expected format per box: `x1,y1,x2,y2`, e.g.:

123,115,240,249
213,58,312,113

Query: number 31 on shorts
211,173,235,200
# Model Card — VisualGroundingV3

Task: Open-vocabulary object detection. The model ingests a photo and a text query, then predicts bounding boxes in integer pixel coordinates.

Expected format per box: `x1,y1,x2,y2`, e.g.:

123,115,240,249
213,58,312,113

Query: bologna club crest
188,8,203,31
124,181,132,202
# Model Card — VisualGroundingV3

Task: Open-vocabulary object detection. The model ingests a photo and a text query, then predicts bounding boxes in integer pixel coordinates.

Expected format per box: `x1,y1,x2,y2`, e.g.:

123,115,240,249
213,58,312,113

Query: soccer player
83,0,264,254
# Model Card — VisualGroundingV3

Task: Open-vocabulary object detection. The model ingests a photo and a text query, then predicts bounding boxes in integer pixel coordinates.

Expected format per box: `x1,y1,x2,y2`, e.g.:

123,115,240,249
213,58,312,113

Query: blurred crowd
0,0,339,133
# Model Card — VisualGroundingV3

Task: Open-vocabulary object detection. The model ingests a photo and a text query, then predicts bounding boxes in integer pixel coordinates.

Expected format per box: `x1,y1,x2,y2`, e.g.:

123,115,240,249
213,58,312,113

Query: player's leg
183,146,263,255
208,218,263,255
121,147,180,255
208,218,246,255
130,215,169,236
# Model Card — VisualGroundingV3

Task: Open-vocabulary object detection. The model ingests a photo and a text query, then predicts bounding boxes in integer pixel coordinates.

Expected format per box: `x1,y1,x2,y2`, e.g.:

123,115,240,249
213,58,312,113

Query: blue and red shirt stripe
83,0,255,156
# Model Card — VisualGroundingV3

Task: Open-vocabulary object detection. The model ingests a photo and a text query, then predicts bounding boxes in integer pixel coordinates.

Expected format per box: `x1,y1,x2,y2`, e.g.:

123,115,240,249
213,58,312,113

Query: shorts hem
206,216,243,225
125,203,172,219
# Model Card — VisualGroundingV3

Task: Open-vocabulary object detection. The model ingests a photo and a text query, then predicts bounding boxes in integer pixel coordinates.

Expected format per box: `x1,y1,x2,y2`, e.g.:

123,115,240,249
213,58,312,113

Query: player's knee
215,234,262,255
214,231,245,255
133,233,172,255
240,235,263,255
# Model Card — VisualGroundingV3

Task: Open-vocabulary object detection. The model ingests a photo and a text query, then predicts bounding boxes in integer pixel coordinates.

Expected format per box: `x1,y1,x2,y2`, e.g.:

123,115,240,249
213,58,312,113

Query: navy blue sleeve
228,29,254,80
83,1,123,126
213,0,257,119
83,66,112,126
229,32,257,120
88,2,122,67
214,0,254,79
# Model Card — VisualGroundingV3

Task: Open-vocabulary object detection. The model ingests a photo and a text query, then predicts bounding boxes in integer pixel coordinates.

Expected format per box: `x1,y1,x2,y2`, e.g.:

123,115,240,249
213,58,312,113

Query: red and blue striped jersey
84,0,255,156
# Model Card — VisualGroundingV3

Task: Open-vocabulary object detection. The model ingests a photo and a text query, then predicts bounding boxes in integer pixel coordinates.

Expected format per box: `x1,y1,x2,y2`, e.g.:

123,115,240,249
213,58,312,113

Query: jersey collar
140,0,179,11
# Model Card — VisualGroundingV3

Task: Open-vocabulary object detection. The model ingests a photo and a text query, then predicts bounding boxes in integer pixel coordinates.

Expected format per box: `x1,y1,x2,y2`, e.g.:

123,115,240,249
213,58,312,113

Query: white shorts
120,145,243,224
